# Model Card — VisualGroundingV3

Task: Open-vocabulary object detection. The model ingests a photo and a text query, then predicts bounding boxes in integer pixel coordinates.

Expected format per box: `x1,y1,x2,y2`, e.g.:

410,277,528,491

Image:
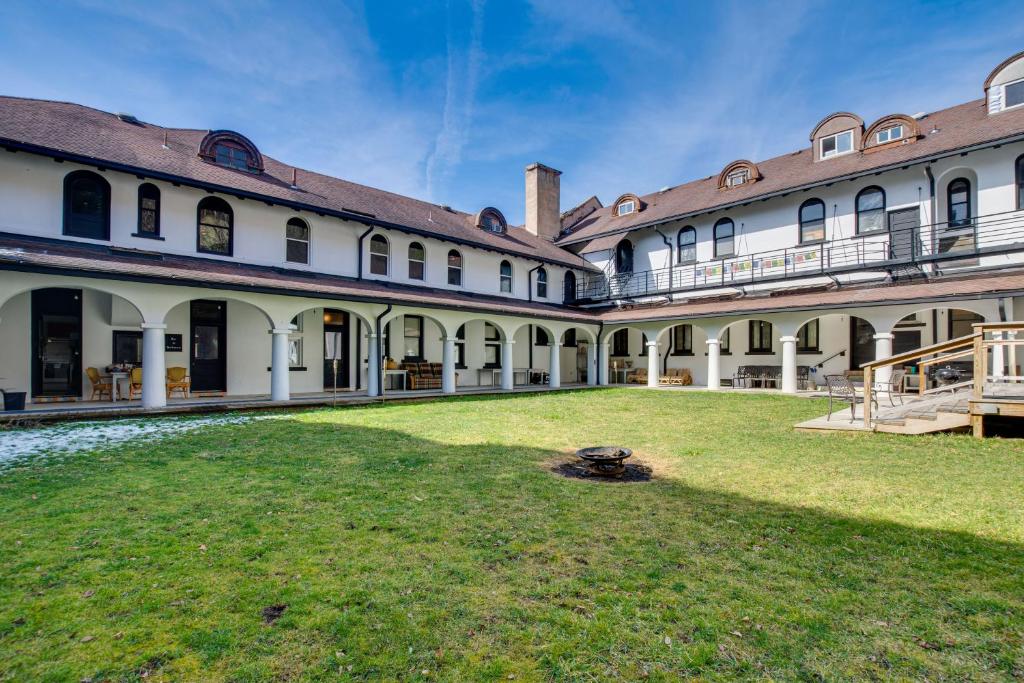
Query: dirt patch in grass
549,456,654,483
261,604,287,624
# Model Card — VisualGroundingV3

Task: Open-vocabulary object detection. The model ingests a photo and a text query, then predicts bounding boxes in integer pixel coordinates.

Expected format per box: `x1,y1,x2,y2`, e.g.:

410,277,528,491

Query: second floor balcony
572,210,1024,303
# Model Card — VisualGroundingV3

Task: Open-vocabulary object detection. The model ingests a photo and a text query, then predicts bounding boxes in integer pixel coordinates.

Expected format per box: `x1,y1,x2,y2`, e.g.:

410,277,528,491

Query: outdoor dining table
109,371,129,401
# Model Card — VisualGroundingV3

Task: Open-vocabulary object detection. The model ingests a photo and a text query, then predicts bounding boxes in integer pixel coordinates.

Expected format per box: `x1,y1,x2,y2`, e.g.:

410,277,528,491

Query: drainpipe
527,264,542,301
356,226,374,280
924,165,935,272
374,304,392,400
354,318,362,391
596,321,604,384
655,227,674,291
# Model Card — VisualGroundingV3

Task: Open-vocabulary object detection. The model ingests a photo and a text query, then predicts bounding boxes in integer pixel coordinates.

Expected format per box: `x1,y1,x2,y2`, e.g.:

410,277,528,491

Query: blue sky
1,1,1023,224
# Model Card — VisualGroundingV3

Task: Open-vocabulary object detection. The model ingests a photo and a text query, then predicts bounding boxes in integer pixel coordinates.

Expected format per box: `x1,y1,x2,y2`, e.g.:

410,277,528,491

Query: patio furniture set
87,366,191,402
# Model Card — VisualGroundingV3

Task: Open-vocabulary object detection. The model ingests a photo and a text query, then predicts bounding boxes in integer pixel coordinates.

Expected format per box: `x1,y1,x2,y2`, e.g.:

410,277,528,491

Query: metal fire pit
575,446,633,477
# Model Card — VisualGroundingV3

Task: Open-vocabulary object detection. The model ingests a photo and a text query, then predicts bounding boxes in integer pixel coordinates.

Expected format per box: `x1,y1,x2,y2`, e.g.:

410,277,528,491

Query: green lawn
1,389,1022,681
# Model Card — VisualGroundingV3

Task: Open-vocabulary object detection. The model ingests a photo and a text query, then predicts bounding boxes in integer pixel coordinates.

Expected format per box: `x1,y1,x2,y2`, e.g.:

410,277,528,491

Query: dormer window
985,51,1024,113
475,207,507,234
876,124,903,144
726,169,749,187
198,130,265,174
612,194,642,217
820,130,854,159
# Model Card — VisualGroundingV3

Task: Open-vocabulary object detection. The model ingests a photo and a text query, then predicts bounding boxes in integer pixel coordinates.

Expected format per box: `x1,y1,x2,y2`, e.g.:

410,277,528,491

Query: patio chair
628,368,648,384
873,368,906,407
732,365,753,388
86,367,112,400
128,367,143,400
824,374,877,422
166,366,191,399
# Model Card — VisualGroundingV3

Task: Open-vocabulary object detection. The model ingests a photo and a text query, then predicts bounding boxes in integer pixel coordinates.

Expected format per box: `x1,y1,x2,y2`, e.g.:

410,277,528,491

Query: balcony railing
572,210,1024,303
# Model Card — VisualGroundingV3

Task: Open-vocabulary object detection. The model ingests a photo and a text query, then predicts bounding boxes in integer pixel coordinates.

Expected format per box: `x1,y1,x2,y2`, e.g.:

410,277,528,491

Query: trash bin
2,391,26,411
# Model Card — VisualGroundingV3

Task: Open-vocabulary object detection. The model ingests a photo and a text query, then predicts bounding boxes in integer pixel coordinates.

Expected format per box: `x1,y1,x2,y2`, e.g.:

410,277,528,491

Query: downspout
924,165,936,274
662,327,673,375
596,321,604,383
654,227,674,292
374,304,393,401
354,318,362,391
356,226,374,280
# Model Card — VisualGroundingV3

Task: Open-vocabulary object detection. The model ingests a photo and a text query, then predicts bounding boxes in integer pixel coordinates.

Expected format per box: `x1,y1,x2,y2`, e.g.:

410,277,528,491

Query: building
2,51,1024,411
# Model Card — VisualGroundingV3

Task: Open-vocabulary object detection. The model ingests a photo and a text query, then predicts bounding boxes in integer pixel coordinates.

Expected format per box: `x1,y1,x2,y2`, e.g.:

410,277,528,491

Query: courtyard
1,389,1022,680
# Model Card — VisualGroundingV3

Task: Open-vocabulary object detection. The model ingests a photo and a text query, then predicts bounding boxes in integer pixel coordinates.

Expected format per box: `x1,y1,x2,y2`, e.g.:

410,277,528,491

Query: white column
587,343,598,386
141,323,167,409
992,331,1005,379
366,333,380,397
441,337,456,394
548,342,562,389
500,340,515,390
646,340,659,387
873,332,894,387
270,328,291,401
598,342,610,386
780,335,798,394
706,338,721,390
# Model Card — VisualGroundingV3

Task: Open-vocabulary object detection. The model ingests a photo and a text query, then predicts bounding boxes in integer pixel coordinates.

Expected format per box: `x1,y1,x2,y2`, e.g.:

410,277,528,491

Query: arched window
408,242,425,280
798,199,826,244
536,267,548,298
855,186,886,234
214,140,254,172
369,234,389,275
196,196,233,255
713,218,734,258
285,218,310,264
1016,155,1024,210
499,260,513,293
63,170,111,240
136,183,160,237
947,178,971,227
677,226,696,263
615,239,634,274
563,271,577,302
447,249,463,286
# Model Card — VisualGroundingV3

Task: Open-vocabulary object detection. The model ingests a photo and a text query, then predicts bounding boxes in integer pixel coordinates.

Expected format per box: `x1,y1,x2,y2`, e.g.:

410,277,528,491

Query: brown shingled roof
0,96,592,271
558,99,1024,245
0,232,596,323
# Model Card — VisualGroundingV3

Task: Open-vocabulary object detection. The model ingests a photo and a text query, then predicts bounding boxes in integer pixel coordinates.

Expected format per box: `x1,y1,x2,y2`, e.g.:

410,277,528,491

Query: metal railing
573,210,1024,302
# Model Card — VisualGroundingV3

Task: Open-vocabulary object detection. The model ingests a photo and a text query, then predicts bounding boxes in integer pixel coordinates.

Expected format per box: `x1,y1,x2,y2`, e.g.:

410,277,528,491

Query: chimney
525,162,561,240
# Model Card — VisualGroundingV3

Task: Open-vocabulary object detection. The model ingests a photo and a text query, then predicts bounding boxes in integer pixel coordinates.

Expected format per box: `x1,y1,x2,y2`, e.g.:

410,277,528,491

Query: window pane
286,221,308,240
370,253,388,275
409,243,424,260
822,136,836,156
286,239,309,264
194,325,219,360
836,131,852,153
448,267,462,286
485,345,499,365
199,226,230,254
409,260,424,280
1006,80,1024,108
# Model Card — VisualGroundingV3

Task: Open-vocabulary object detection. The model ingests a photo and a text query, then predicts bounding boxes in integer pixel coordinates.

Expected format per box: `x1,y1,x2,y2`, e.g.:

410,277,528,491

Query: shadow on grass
0,413,1021,681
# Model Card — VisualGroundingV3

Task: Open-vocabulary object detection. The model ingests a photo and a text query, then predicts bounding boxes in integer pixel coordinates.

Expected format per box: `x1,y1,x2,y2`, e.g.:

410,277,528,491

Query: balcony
572,210,1024,303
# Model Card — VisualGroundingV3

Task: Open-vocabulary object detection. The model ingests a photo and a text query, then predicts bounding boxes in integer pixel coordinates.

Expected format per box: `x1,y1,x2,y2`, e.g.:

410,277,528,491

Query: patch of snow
0,413,280,470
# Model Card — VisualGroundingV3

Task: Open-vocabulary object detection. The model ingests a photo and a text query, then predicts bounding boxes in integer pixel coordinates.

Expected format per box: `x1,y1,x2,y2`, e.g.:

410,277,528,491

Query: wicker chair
659,368,693,386
627,368,648,384
86,367,112,400
128,367,144,400
166,367,191,398
824,374,877,422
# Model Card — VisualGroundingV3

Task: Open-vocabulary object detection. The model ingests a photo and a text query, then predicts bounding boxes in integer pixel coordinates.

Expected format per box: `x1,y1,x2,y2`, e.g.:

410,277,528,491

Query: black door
323,309,349,390
849,317,875,371
190,300,227,393
32,288,83,397
888,207,919,261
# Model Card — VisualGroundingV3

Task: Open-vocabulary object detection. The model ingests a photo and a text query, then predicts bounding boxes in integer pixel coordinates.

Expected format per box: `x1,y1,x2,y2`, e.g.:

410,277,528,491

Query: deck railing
860,321,1024,432
573,209,1024,303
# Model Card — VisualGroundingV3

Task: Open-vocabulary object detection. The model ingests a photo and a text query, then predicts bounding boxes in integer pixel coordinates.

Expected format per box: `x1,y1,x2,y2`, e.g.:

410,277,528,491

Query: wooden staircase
872,390,972,435
863,322,1024,438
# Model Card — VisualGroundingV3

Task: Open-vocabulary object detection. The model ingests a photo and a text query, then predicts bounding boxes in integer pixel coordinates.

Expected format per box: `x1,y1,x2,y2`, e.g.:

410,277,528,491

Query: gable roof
557,98,1024,246
0,96,593,271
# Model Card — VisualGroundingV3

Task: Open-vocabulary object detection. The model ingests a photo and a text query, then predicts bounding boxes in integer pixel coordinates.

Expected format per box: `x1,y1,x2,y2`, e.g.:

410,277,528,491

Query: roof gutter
0,138,595,272
559,131,1024,247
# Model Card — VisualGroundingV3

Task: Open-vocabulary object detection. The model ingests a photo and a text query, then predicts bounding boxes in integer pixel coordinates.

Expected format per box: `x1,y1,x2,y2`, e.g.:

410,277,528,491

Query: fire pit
575,446,633,477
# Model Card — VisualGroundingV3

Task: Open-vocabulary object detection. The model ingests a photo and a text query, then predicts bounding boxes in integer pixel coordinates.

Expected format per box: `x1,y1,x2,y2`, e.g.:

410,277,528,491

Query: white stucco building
2,50,1024,412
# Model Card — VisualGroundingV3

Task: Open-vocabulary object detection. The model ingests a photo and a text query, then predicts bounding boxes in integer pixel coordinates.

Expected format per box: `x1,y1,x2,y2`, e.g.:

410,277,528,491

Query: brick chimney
524,162,561,240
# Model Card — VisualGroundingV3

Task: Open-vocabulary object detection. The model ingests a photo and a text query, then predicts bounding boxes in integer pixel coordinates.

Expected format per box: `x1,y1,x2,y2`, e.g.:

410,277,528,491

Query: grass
0,388,1022,681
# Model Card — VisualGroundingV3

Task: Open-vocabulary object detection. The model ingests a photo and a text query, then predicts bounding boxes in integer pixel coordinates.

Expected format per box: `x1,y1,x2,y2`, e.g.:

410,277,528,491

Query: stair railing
860,321,1024,428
